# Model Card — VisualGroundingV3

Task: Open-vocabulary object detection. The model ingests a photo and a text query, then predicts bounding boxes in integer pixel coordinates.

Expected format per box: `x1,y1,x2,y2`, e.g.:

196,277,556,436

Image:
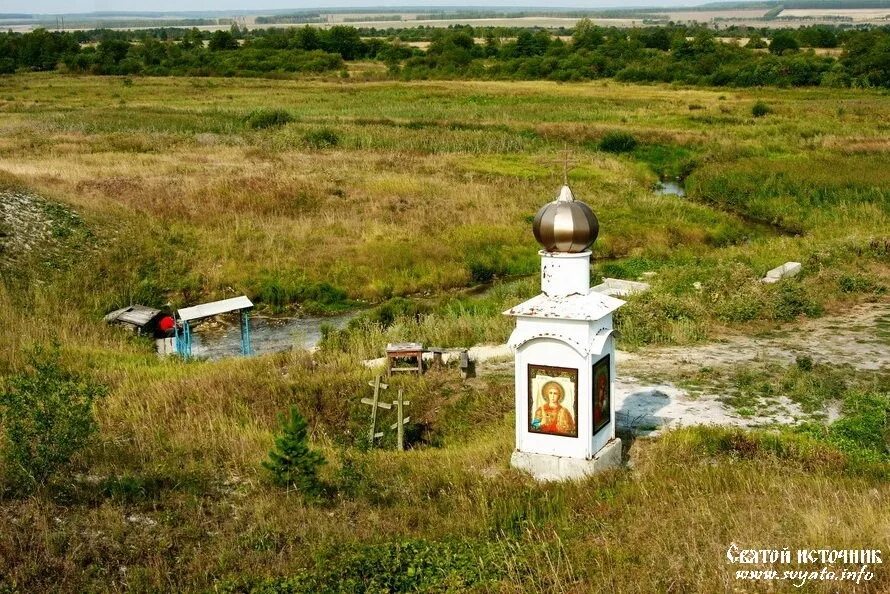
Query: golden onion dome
532,184,599,253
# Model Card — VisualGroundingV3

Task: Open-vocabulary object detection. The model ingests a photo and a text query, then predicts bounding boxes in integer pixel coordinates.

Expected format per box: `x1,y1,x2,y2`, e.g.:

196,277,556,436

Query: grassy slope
0,74,888,592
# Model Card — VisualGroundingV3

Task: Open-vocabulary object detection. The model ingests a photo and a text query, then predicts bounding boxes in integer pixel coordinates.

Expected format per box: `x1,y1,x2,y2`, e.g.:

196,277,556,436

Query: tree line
0,21,888,87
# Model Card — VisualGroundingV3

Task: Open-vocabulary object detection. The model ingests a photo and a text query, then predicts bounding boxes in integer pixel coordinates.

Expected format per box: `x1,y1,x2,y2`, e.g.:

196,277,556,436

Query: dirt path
621,302,890,375
620,302,890,432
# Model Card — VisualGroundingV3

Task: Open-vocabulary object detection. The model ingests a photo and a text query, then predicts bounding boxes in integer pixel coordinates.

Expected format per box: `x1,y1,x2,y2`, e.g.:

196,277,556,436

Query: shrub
769,31,799,55
838,273,885,295
263,407,326,498
598,131,638,153
827,391,889,460
246,108,294,129
252,272,349,314
208,30,239,51
751,101,771,118
303,128,340,149
360,297,429,328
0,344,106,493
467,258,502,284
747,35,767,49
770,282,822,321
216,538,509,593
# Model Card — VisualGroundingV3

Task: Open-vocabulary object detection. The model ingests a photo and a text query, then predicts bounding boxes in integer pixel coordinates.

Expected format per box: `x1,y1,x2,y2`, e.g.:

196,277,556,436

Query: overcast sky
7,0,716,16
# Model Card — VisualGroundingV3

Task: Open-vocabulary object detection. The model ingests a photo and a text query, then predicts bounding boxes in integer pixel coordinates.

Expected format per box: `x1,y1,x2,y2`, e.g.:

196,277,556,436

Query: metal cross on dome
553,143,578,186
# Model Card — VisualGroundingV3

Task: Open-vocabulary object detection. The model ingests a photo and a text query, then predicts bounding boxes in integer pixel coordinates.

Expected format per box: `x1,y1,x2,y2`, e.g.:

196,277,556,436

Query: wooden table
386,342,424,376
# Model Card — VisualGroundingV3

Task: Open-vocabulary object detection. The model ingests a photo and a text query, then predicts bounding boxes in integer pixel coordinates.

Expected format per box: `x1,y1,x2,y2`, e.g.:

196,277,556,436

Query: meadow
0,73,888,592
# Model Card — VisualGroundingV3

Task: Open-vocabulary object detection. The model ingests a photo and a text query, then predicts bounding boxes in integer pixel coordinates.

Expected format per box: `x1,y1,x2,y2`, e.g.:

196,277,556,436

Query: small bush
0,344,106,493
467,259,501,284
715,288,764,323
360,297,430,328
263,407,326,498
826,392,889,460
252,272,349,314
751,101,771,118
464,245,515,284
838,273,885,295
216,538,510,593
303,128,340,149
598,131,638,153
246,108,294,130
770,282,822,321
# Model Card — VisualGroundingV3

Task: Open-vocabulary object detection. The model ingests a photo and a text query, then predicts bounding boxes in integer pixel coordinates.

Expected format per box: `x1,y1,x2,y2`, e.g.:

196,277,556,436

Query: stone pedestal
511,438,622,482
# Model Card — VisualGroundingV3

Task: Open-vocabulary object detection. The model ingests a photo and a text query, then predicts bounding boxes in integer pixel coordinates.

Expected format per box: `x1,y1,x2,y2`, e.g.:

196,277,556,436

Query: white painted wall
513,330,615,460
540,250,591,297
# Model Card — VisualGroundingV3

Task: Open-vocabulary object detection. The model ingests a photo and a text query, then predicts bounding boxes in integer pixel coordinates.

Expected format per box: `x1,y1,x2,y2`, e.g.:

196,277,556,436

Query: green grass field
0,73,888,592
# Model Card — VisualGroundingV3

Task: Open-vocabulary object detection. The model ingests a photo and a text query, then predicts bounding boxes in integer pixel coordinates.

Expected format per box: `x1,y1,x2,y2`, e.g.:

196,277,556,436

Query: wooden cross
390,389,411,451
360,375,390,444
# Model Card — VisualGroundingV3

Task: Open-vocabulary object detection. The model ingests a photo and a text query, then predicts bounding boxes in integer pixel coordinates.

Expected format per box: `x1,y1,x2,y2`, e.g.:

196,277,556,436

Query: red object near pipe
158,315,175,333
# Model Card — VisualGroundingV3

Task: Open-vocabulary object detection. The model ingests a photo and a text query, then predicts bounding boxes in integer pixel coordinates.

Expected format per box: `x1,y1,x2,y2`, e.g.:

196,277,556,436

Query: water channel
654,180,686,197
188,311,357,361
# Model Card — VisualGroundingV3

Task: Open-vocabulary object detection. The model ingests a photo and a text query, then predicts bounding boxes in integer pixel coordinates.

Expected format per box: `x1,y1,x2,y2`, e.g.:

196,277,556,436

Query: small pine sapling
263,407,326,498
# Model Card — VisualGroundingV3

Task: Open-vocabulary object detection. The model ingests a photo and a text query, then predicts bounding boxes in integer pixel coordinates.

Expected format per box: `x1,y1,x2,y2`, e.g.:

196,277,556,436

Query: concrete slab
762,261,801,284
511,438,622,482
591,278,651,297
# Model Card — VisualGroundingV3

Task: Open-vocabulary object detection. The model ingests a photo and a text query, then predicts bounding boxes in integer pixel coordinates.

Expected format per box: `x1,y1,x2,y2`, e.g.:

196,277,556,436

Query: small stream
653,179,796,237
654,180,686,197
181,281,504,361
188,311,357,361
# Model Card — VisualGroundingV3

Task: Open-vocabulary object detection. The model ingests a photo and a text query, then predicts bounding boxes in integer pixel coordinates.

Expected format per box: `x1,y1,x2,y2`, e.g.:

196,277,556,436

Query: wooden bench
427,346,472,378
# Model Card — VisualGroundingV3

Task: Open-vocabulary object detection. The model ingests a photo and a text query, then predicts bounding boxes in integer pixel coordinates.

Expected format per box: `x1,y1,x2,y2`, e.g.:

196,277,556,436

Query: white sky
5,0,717,16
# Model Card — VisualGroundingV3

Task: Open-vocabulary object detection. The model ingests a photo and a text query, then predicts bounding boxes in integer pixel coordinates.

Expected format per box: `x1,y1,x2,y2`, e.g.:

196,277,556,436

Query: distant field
781,8,890,21
5,6,890,32
1,16,639,33
663,9,769,20
250,15,641,30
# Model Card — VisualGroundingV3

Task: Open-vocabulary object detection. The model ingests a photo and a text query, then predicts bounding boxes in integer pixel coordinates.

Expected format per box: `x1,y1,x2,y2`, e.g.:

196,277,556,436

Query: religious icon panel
593,355,611,435
528,364,578,438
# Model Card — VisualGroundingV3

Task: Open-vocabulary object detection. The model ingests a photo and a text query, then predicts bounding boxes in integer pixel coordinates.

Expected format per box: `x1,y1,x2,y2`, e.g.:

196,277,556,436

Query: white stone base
511,438,622,482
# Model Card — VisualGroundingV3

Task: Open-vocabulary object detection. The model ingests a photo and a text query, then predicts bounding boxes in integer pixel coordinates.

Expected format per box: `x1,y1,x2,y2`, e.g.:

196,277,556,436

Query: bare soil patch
0,190,89,274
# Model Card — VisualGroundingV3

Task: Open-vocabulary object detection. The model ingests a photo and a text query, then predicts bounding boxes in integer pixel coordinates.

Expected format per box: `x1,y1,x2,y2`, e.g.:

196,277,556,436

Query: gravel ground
0,190,89,274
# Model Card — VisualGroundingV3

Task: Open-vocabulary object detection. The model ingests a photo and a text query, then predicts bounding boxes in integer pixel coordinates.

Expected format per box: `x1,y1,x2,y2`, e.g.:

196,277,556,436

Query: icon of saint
532,380,575,435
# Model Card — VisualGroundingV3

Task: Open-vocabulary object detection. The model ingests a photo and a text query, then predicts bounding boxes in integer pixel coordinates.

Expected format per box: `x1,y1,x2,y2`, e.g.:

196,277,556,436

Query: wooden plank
389,416,411,430
361,398,392,409
386,342,423,352
178,296,253,322
365,375,387,445
393,389,409,451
